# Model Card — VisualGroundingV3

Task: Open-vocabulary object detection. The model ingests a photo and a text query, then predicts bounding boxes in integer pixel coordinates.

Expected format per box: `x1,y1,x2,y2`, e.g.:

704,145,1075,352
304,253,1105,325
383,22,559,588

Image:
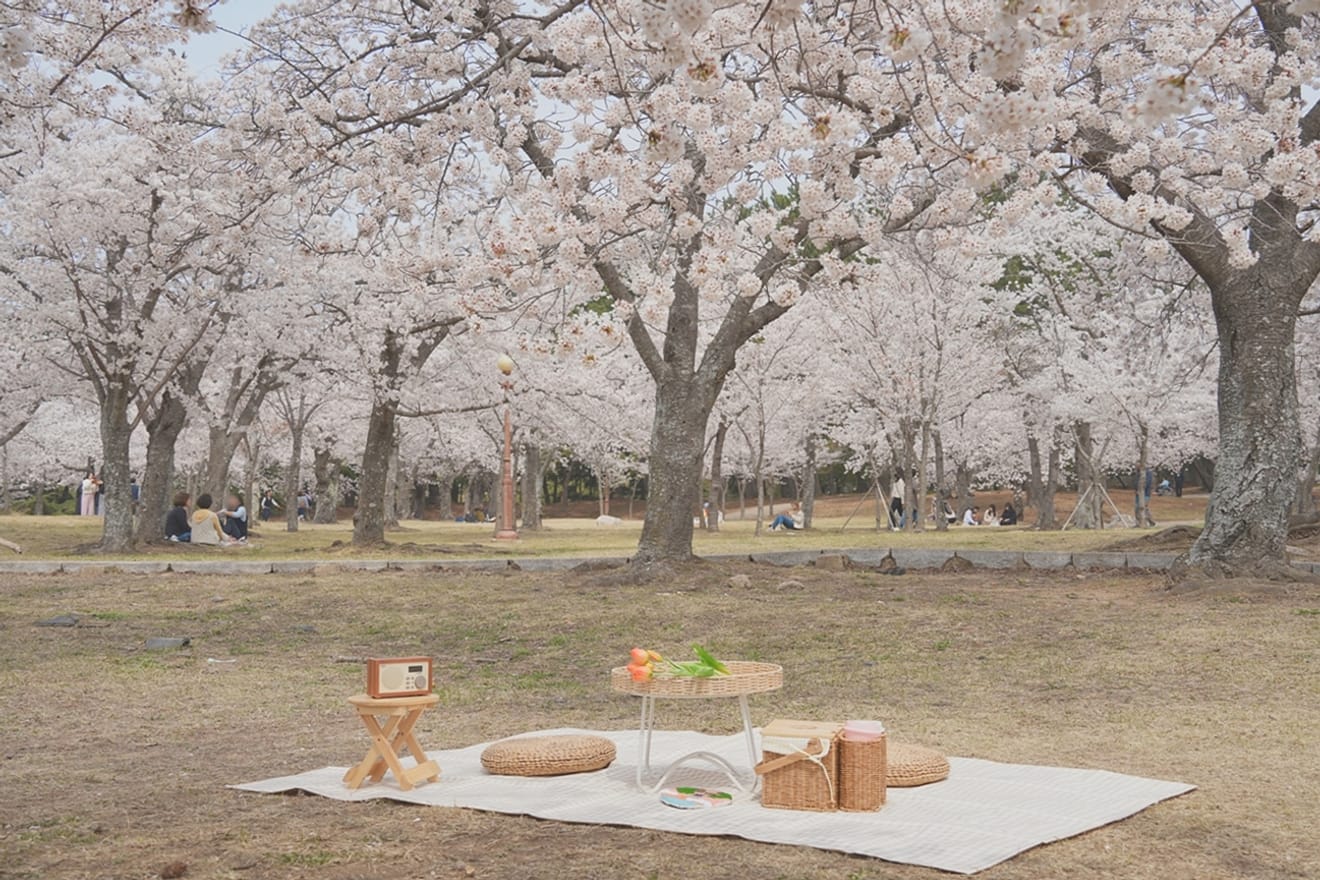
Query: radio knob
416,674,428,689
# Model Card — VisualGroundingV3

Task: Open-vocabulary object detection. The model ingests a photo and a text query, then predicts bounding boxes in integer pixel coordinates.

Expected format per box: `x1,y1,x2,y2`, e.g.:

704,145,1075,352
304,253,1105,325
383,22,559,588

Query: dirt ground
1,564,1317,880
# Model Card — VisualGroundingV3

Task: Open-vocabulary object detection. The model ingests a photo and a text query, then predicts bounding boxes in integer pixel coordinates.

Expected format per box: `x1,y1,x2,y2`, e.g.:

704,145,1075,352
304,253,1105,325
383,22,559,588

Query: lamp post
495,354,519,540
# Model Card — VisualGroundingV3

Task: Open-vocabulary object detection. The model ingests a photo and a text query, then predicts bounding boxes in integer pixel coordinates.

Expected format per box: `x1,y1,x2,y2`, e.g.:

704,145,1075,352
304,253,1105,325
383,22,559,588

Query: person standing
259,489,279,522
889,473,905,530
79,472,98,516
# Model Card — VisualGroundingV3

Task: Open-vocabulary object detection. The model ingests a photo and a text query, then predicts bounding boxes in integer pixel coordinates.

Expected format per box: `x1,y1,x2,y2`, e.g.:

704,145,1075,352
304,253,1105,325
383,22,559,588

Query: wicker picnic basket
755,720,843,812
885,742,950,787
610,661,783,699
838,733,887,811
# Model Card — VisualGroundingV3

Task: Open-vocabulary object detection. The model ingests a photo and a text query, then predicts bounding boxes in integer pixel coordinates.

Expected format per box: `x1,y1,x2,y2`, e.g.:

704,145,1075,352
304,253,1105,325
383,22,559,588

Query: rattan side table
610,661,783,793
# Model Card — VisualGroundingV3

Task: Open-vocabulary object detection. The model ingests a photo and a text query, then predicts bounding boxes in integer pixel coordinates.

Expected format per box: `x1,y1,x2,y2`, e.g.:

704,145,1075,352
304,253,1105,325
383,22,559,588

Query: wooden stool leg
365,712,407,784
397,710,441,783
344,711,395,789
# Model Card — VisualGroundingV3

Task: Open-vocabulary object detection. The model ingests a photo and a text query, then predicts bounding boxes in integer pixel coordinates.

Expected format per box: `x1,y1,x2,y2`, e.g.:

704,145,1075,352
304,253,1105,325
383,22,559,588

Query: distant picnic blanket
234,728,1194,875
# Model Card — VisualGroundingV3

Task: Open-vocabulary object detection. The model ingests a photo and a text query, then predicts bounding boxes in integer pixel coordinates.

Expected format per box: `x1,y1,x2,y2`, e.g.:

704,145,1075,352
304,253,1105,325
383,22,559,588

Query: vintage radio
366,656,433,698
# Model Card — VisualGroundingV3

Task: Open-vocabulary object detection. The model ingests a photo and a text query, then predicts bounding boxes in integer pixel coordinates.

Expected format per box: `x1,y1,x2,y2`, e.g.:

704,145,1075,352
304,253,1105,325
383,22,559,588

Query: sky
178,0,269,75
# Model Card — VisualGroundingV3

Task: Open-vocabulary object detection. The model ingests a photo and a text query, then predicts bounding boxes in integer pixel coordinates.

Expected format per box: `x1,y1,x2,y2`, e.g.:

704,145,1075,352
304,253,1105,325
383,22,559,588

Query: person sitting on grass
982,504,1000,526
218,493,248,542
188,494,230,546
963,505,979,526
769,502,804,531
999,503,1018,526
166,492,192,543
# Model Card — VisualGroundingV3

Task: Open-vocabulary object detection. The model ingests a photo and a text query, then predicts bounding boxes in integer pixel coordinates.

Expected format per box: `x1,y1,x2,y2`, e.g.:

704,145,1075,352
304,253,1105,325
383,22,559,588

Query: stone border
2,547,1314,576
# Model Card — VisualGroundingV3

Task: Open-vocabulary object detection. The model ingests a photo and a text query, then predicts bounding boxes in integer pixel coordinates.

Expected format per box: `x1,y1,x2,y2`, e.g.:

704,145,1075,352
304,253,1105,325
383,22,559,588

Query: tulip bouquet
626,644,730,682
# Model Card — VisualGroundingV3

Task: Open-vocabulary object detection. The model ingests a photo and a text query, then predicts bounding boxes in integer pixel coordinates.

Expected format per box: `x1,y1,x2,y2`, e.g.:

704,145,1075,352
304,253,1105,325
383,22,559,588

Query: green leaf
692,644,730,675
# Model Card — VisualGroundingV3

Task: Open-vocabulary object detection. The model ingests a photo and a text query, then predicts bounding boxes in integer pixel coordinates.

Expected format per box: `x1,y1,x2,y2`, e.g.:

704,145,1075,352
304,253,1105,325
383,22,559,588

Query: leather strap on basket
755,737,824,775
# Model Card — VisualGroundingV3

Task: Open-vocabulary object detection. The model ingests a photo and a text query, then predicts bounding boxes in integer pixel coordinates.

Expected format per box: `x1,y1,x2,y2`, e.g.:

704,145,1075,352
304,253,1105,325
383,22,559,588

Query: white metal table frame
634,692,761,793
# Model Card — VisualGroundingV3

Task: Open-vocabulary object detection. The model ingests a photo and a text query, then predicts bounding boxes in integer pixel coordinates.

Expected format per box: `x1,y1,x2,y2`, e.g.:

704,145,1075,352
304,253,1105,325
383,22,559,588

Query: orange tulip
630,647,650,666
627,663,652,682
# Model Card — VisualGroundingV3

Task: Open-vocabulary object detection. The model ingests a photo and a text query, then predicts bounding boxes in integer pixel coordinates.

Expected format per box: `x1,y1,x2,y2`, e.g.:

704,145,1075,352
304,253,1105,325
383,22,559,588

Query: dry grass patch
0,564,1314,879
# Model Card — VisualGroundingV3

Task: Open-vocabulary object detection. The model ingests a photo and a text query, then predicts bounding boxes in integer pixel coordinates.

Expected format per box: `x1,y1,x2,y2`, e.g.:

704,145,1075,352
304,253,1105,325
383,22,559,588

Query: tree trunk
313,455,339,524
283,420,305,534
915,418,930,532
954,462,972,522
410,468,427,520
1291,422,1320,517
384,438,402,528
1027,435,1043,521
737,478,746,519
521,445,544,530
706,419,727,531
1190,273,1305,568
1035,434,1061,530
933,429,948,532
1072,421,1103,529
353,399,396,545
1134,424,1156,528
140,390,188,543
97,380,135,552
634,380,710,565
0,445,9,513
801,434,817,530
438,475,454,520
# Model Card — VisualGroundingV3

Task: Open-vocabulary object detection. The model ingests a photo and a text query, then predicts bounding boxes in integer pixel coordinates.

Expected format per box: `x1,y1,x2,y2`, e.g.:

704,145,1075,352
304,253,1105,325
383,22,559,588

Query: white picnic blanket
232,729,1194,875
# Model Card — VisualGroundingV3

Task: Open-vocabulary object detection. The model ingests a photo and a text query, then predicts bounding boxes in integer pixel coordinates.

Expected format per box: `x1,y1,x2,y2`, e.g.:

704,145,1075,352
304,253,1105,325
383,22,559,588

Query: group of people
165,492,248,545
959,503,1018,527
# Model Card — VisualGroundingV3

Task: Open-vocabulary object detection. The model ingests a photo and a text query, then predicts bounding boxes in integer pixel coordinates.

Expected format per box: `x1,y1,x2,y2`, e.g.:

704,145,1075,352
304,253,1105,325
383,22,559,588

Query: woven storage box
838,733,887,811
756,719,843,812
886,742,950,787
480,734,616,777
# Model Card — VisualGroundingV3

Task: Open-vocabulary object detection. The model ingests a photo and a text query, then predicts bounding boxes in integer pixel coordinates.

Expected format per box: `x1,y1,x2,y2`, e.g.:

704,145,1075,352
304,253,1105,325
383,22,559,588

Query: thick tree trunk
353,399,396,545
312,453,339,524
706,420,727,531
204,425,239,499
1190,274,1304,568
801,433,817,530
98,380,135,552
140,390,188,543
634,380,711,565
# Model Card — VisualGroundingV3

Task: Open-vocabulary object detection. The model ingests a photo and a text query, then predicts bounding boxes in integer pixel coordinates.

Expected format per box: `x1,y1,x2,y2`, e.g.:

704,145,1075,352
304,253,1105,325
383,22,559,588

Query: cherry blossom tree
865,0,1320,570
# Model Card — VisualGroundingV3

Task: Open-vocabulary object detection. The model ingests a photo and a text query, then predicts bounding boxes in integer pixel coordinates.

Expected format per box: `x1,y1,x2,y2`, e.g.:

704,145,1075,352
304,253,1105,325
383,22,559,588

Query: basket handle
754,737,825,776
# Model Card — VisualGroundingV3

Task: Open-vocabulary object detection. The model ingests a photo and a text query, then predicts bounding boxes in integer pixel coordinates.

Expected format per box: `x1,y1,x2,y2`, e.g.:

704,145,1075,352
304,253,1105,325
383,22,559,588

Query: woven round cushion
886,742,950,787
480,734,616,777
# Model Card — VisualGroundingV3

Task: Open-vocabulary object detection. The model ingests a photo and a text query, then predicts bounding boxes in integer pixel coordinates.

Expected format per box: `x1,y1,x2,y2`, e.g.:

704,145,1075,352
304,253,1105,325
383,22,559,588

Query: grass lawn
0,491,1210,560
0,563,1315,879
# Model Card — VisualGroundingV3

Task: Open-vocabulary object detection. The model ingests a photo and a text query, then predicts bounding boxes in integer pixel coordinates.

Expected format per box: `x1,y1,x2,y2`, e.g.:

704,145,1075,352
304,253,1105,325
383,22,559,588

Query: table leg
738,695,758,772
631,694,762,794
636,695,655,789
